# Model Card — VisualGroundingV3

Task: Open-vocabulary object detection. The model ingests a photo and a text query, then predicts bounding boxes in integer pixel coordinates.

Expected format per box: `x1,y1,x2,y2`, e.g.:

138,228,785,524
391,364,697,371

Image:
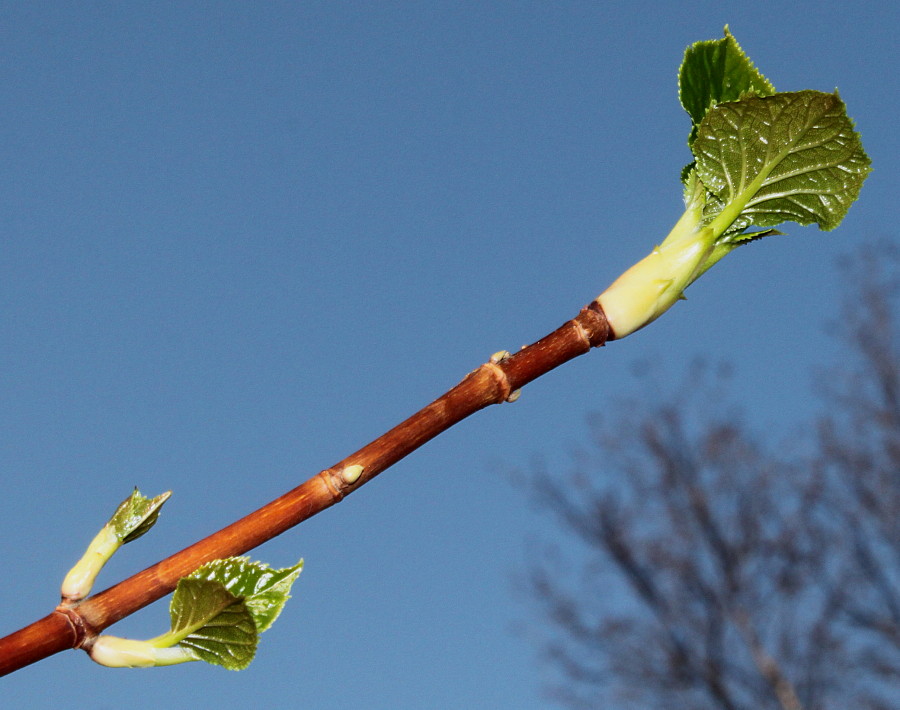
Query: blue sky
1,3,896,708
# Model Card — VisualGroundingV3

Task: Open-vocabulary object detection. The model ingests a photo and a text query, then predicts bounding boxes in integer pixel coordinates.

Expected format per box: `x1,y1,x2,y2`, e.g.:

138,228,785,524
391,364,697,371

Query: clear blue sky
1,3,895,708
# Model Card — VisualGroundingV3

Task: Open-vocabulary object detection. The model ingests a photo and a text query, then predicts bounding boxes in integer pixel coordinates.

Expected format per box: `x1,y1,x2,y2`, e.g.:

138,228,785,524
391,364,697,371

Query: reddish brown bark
0,301,610,676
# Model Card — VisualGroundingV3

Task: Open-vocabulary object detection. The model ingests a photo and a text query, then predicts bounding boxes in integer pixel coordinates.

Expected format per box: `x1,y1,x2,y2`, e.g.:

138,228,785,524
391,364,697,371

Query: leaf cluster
681,27,870,250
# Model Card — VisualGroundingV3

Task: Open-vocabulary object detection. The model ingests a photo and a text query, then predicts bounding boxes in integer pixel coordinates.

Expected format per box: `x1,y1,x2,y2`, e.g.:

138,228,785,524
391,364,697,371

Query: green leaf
191,557,304,633
679,27,775,144
169,577,258,670
692,90,871,235
162,557,303,671
110,488,172,544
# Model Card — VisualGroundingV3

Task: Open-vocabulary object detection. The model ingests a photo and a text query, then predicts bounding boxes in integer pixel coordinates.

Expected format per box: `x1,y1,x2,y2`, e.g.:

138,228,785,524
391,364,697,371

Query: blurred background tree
523,244,899,710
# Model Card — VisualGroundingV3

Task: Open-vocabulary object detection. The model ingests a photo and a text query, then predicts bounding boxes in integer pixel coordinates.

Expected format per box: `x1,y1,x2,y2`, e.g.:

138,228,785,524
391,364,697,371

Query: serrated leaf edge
693,90,871,235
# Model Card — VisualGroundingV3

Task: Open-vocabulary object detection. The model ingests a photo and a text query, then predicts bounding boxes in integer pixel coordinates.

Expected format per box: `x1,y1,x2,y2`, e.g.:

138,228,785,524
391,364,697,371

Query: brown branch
0,301,611,676
732,609,806,710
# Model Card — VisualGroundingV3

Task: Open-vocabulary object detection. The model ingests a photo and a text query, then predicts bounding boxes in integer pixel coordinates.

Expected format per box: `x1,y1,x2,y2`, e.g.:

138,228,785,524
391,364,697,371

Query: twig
0,302,611,675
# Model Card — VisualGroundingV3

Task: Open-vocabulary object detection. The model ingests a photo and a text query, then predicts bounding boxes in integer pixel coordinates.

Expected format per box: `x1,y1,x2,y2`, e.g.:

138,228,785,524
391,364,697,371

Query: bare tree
525,244,899,710
813,244,900,709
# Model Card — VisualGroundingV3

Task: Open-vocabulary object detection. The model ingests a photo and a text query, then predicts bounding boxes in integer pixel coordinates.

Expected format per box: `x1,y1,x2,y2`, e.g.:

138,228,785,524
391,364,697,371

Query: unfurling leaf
61,488,172,601
170,578,258,670
190,557,304,633
88,556,302,670
693,90,872,235
679,26,775,144
164,557,303,670
111,488,172,544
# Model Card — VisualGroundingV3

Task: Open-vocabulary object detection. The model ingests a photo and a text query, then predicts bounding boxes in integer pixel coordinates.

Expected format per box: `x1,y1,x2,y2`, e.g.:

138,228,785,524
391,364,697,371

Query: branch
731,609,806,710
0,26,872,679
0,302,611,676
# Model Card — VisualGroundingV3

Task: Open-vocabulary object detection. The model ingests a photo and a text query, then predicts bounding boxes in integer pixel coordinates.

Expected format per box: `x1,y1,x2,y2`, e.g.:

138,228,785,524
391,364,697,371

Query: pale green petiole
90,635,199,668
596,169,767,338
597,181,716,338
60,525,122,602
90,616,213,669
144,610,222,650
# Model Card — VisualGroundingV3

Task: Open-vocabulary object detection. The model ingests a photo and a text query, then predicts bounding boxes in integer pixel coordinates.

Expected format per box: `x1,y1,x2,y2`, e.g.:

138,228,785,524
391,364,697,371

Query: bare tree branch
525,243,900,709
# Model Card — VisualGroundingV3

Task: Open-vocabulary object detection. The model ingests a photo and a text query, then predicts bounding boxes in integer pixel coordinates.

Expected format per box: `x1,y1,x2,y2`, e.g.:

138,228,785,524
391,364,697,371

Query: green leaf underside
191,557,303,633
679,26,775,144
170,577,258,670
179,601,257,670
692,90,871,234
164,557,302,670
110,488,172,544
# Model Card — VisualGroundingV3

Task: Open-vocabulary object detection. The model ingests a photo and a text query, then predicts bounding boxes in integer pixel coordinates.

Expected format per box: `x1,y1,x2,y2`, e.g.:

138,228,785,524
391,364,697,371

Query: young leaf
87,557,301,670
169,577,258,670
693,90,872,236
679,26,775,144
160,557,303,671
60,488,172,601
190,557,304,633
598,33,870,339
111,488,172,544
